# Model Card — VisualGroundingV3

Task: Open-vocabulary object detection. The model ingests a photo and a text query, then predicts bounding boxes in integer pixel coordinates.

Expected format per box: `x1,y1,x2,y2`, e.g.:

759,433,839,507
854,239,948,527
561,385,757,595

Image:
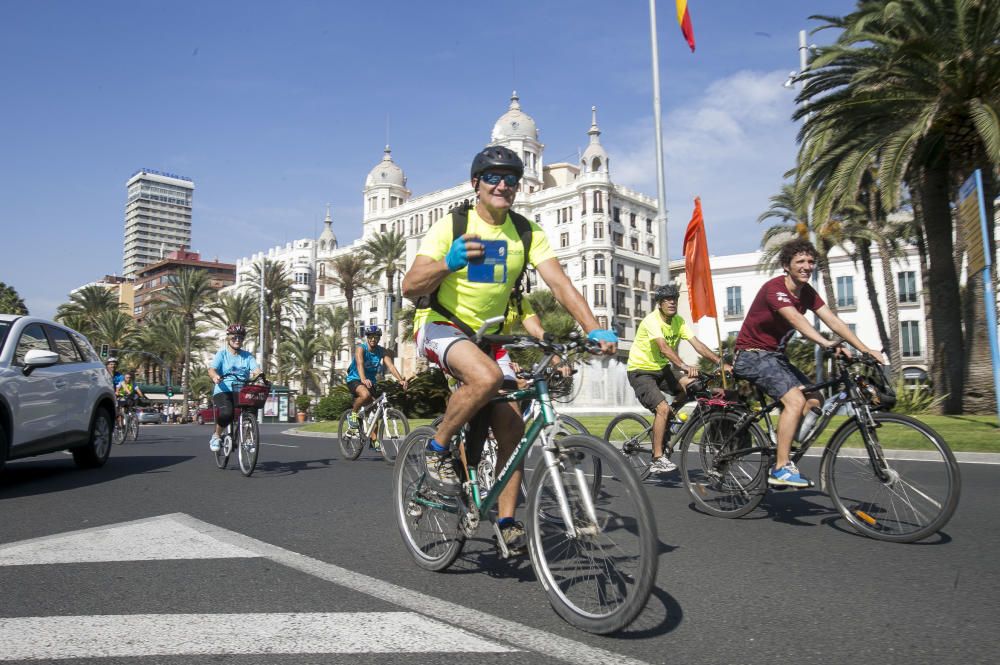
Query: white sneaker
649,456,678,474
209,435,221,452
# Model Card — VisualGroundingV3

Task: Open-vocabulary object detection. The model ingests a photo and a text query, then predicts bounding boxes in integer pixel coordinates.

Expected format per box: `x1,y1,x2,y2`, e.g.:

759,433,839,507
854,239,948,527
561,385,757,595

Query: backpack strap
415,202,533,337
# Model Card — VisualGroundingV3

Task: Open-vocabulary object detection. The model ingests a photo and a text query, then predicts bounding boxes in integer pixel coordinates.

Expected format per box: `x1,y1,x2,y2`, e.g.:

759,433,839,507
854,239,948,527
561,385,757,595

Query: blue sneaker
768,462,813,488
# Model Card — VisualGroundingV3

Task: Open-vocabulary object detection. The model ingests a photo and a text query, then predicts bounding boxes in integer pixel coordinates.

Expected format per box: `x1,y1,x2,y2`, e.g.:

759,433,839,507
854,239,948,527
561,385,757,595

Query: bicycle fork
537,435,598,539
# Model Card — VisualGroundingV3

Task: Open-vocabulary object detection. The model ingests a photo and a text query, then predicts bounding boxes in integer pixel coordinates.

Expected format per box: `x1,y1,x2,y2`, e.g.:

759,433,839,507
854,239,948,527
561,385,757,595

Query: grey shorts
627,367,683,413
733,350,810,400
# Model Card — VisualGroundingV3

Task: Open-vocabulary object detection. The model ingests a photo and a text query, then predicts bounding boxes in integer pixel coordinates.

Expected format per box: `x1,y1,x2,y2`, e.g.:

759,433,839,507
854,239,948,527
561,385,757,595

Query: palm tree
0,282,28,315
157,269,217,420
525,289,578,339
317,305,349,389
280,325,324,395
798,1,1000,412
362,230,406,351
55,284,120,337
92,309,137,365
246,259,306,383
323,254,374,344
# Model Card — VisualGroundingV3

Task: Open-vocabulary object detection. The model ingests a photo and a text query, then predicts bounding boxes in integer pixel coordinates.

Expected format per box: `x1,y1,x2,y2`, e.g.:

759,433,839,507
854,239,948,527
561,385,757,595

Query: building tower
490,91,544,192
362,146,410,220
123,169,195,278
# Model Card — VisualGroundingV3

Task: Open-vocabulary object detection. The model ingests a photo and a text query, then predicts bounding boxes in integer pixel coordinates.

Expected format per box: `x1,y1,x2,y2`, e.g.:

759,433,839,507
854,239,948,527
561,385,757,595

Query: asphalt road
1,423,997,664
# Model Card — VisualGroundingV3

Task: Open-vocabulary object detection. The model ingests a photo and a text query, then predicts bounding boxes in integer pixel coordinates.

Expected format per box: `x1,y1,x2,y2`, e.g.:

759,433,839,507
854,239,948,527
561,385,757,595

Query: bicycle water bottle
796,406,822,442
672,402,696,434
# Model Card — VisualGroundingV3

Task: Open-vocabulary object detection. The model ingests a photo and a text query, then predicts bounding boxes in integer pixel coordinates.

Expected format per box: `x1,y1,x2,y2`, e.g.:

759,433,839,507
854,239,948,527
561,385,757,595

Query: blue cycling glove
445,237,469,272
587,329,619,344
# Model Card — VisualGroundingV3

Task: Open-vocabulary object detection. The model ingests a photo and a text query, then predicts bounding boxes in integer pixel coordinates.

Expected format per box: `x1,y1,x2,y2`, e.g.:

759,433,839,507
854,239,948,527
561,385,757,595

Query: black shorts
347,380,374,398
733,350,810,400
212,391,236,428
627,367,683,413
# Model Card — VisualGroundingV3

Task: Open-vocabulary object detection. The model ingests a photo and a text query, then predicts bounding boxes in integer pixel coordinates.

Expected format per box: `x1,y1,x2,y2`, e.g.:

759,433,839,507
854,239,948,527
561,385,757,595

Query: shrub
891,379,946,415
295,394,312,413
315,385,353,421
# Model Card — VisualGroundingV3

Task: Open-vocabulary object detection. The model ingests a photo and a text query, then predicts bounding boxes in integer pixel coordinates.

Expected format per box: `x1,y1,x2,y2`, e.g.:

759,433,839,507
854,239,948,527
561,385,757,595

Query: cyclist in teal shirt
345,325,407,428
207,323,261,452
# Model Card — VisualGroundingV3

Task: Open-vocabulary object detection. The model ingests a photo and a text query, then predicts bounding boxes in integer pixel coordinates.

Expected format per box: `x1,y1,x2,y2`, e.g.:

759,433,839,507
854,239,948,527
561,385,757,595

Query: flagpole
714,316,727,389
649,0,670,284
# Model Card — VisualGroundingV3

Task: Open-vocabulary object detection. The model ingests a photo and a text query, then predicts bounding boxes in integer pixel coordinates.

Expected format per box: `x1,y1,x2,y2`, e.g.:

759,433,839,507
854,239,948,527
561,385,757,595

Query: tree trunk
875,238,903,377
857,238,891,355
182,319,192,420
387,271,399,353
916,161,965,414
818,242,837,314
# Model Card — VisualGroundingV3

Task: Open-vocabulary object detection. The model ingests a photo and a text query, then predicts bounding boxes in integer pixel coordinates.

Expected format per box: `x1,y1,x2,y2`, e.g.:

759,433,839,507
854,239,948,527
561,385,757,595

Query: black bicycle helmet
470,145,524,180
226,323,247,336
654,282,681,303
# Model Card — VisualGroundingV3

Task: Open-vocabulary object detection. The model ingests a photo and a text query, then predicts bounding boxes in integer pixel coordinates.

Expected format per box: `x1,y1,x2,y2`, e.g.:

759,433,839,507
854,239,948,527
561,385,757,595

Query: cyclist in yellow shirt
115,371,146,430
627,283,728,473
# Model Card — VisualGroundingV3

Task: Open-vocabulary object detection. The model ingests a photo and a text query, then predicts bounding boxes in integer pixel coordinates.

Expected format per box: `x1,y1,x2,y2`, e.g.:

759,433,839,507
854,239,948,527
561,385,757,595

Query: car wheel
73,407,113,469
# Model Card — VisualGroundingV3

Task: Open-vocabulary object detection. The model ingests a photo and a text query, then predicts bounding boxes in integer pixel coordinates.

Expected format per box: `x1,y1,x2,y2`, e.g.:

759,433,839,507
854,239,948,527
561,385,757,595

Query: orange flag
676,0,695,52
683,197,717,321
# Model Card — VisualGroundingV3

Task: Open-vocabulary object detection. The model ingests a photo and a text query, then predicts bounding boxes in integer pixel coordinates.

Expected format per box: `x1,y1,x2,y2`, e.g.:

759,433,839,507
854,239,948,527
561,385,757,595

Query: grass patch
300,413,1000,453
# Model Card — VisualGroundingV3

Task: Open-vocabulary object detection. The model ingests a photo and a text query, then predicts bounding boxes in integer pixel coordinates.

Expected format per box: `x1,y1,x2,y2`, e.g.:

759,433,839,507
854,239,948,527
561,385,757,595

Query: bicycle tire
112,423,126,446
821,412,961,543
127,415,139,442
604,413,653,480
393,427,466,571
680,408,769,518
527,434,657,634
338,410,365,460
379,408,409,464
238,412,260,477
214,433,231,470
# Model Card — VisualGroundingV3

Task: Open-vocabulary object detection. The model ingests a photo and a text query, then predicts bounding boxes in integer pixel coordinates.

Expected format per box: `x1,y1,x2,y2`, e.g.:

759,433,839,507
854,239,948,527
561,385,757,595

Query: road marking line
261,441,299,448
0,612,514,660
0,518,259,566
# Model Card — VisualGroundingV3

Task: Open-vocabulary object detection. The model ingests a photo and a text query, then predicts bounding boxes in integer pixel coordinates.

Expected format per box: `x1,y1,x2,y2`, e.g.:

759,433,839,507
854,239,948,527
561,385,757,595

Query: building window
594,284,607,307
630,237,639,252
581,193,587,215
646,218,653,233
613,207,621,223
901,321,921,357
836,276,855,308
581,222,586,240
613,232,623,247
593,191,604,213
647,242,655,256
597,315,608,329
594,254,606,276
581,285,587,300
726,286,742,317
535,214,541,224
318,284,325,297
581,258,587,277
898,271,918,303
594,221,604,239
560,232,569,248
630,212,636,228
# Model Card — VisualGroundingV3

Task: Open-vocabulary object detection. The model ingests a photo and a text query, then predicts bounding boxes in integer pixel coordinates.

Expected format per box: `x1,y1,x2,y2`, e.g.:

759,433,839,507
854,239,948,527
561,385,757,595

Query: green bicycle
393,323,657,634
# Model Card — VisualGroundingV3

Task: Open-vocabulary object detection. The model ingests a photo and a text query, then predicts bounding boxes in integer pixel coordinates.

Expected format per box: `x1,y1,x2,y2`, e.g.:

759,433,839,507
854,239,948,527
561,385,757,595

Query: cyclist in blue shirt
207,323,262,452
345,325,407,428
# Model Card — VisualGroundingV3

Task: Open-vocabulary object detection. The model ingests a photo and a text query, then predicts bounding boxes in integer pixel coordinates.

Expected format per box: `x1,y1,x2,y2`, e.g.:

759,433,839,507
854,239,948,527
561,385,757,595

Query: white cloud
609,69,798,257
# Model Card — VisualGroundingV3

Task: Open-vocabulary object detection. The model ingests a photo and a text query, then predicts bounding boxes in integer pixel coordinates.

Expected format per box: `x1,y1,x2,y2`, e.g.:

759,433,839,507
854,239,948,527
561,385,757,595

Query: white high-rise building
123,169,195,278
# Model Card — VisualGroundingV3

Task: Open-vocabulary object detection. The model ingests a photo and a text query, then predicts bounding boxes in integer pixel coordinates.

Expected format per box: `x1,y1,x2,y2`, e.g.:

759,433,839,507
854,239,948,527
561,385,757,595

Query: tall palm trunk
916,162,965,414
875,238,903,376
182,315,193,420
386,270,398,352
818,241,838,314
857,238,892,357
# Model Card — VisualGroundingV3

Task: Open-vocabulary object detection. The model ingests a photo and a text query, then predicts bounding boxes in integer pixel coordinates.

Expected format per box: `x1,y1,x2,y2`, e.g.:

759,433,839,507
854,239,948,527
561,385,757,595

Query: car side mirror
22,349,60,376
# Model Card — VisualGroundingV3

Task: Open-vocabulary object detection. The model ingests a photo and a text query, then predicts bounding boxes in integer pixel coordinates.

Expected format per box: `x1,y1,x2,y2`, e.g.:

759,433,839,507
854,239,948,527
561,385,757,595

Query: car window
46,325,83,363
14,323,51,365
69,330,101,362
0,321,12,352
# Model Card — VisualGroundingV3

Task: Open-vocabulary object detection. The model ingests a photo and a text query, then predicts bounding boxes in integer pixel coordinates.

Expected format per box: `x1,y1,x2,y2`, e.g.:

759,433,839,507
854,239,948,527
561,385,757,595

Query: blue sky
1,1,856,318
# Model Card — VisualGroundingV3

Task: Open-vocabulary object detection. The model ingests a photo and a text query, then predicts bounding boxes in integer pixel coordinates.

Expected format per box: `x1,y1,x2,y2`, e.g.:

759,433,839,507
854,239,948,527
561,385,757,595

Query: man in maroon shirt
733,239,885,487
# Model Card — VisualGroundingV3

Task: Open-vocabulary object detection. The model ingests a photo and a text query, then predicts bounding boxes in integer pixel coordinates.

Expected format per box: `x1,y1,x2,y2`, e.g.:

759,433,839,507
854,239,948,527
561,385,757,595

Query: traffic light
100,344,109,358
166,385,174,398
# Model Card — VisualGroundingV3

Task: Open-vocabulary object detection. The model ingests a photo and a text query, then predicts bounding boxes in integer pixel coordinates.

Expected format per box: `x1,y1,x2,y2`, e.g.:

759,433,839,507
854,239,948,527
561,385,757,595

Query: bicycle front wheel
214,433,231,469
527,434,657,634
680,408,769,518
604,413,653,480
338,410,364,460
821,412,960,543
393,427,465,571
238,412,260,477
112,423,125,446
379,408,410,464
127,415,139,442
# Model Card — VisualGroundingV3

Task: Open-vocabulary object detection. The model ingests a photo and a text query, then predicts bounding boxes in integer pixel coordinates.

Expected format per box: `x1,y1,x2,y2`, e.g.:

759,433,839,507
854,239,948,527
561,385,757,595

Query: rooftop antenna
385,113,390,148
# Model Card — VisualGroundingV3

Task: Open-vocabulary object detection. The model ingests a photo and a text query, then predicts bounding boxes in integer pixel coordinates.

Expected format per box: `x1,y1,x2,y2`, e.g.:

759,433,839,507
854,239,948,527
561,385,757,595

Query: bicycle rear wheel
527,434,657,634
393,427,465,571
127,415,139,442
604,413,653,480
680,409,768,518
112,423,125,446
379,408,410,464
338,410,364,460
821,412,960,542
238,412,260,477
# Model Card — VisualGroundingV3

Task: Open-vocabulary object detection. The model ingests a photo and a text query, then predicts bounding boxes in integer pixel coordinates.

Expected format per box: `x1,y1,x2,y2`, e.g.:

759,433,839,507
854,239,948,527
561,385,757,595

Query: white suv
0,314,116,473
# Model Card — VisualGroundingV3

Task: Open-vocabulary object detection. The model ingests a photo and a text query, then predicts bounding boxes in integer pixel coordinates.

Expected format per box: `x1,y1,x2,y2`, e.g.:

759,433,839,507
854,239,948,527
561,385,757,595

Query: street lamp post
648,0,671,284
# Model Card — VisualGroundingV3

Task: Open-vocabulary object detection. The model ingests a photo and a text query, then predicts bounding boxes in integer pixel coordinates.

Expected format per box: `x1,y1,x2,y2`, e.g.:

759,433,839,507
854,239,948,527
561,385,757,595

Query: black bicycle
678,347,960,542
213,373,270,477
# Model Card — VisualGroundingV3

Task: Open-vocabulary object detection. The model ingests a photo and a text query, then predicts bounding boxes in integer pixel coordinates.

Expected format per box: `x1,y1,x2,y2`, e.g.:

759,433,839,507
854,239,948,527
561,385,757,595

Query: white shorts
416,322,516,384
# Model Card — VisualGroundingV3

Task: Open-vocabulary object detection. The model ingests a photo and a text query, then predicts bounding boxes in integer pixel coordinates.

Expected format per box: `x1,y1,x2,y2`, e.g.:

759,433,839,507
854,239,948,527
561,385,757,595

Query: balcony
836,297,857,312
633,280,646,290
724,307,743,319
614,275,629,285
614,307,631,317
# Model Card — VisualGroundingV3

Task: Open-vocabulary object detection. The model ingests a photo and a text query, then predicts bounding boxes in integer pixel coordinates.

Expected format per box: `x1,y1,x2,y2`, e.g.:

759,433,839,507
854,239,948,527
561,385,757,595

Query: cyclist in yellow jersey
627,283,730,473
115,370,146,430
403,145,617,553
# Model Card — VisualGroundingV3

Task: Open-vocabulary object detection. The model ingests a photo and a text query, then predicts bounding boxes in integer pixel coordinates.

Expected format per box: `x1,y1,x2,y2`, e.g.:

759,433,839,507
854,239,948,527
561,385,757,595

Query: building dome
580,106,609,174
491,91,539,142
365,145,406,188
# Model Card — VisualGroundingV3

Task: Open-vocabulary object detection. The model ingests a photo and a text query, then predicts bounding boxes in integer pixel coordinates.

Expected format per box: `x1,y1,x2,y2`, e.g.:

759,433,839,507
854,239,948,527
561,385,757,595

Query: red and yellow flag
683,197,717,321
676,0,695,52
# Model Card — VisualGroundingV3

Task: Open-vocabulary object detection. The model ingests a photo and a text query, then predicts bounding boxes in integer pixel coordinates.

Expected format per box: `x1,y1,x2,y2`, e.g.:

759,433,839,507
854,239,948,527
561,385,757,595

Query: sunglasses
229,335,246,340
480,172,520,187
